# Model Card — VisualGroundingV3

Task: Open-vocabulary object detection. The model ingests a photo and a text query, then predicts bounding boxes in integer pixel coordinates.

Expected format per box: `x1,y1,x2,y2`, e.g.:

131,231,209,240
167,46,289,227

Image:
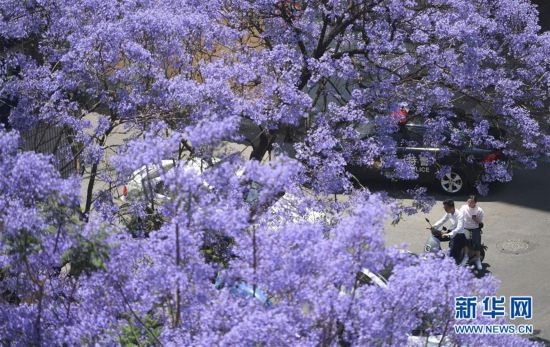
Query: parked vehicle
406,334,453,347
114,158,329,226
347,122,507,195
113,158,209,203
214,272,273,308
348,256,454,347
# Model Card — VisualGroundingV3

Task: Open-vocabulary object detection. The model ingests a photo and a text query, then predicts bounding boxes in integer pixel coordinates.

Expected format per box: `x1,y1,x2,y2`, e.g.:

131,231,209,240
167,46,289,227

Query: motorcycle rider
459,195,484,271
431,199,468,265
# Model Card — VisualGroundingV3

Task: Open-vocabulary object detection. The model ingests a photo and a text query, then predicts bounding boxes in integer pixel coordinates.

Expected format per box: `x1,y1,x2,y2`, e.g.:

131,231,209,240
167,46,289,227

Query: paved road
382,162,550,343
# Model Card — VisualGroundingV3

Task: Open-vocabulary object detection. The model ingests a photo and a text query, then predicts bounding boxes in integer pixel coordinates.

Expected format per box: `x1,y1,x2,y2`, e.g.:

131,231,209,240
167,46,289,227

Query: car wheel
439,170,466,195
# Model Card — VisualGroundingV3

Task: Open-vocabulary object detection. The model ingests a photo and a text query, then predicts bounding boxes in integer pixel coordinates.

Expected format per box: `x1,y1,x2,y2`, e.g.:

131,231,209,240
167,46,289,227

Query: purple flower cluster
1,0,548,345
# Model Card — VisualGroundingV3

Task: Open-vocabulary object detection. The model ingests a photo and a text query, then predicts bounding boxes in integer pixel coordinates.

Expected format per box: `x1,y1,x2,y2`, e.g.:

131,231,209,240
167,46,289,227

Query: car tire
439,169,466,195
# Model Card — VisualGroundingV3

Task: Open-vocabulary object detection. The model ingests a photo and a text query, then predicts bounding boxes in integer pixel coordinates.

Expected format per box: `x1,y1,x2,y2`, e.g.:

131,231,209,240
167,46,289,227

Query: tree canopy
0,0,548,345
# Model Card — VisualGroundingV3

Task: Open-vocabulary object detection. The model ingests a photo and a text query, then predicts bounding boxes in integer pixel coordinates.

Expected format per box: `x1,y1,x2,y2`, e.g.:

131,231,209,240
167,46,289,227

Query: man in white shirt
432,199,468,265
459,195,484,271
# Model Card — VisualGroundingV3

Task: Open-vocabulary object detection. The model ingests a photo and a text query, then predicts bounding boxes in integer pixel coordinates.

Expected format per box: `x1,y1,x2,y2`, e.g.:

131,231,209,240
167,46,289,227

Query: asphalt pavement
382,162,550,344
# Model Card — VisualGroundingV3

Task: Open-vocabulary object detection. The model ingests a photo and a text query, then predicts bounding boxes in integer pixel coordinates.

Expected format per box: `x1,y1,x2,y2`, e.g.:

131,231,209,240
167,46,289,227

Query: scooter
424,218,486,265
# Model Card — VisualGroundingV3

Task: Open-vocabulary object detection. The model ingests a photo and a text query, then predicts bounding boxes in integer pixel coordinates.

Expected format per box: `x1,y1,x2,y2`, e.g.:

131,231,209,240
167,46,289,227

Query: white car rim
440,172,463,193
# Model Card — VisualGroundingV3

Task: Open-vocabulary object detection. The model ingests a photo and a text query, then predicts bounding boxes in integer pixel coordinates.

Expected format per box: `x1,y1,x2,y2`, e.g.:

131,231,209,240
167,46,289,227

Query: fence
20,123,78,178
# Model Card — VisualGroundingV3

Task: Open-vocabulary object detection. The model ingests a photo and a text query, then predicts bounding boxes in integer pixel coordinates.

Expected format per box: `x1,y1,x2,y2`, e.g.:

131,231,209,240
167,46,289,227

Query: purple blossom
482,161,513,183
436,165,452,180
0,0,548,345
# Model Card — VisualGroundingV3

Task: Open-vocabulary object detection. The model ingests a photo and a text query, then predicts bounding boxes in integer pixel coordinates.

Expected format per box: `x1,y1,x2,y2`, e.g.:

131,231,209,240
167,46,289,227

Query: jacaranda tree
0,0,548,345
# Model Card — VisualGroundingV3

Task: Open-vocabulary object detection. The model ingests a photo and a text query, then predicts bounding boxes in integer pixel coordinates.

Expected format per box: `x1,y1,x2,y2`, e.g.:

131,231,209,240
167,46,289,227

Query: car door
396,125,439,182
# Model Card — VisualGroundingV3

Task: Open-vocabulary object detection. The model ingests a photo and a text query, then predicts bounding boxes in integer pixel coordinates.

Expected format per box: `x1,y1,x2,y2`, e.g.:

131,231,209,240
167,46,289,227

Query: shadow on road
475,263,492,279
529,331,550,346
480,162,550,212
355,161,550,213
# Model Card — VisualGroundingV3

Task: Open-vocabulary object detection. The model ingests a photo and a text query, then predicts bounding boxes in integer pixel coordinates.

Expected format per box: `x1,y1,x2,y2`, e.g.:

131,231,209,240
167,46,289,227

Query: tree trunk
249,130,276,161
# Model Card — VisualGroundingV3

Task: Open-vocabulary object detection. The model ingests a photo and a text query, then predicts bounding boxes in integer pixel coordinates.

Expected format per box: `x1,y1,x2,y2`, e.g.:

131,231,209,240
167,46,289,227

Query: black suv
347,123,505,195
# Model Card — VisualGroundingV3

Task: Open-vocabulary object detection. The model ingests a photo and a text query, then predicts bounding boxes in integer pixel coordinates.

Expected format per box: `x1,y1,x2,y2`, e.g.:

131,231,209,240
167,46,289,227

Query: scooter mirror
425,218,430,223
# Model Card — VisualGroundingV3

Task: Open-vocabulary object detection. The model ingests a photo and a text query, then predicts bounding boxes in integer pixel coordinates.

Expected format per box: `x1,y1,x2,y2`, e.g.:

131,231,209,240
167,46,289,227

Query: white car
114,158,211,203
406,334,453,347
345,256,454,347
115,158,330,226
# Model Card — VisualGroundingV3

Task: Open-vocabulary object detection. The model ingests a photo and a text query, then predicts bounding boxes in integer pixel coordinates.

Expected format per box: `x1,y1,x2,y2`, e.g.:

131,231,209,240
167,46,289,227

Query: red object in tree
482,151,501,163
391,109,408,124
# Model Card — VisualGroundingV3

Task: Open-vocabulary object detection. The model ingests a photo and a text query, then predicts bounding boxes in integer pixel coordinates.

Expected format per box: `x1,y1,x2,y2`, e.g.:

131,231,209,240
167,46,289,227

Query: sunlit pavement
383,162,550,343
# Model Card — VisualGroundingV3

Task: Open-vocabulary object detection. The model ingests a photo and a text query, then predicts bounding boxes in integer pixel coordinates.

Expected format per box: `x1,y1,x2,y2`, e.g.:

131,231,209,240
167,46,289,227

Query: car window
356,123,374,139
154,181,167,195
142,177,169,197
395,125,426,147
401,125,425,146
